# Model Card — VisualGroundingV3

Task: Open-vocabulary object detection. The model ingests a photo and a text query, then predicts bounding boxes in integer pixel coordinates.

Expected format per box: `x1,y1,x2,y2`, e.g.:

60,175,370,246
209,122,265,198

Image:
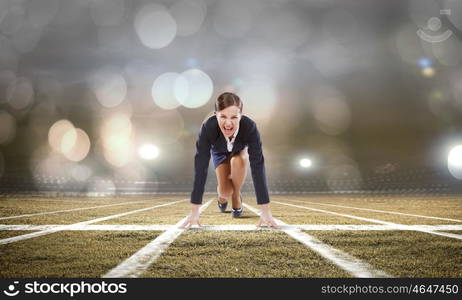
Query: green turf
286,202,460,225
95,200,191,225
0,230,37,239
0,197,164,217
0,231,160,277
0,201,176,225
144,230,351,277
275,195,462,225
270,201,370,225
305,230,462,277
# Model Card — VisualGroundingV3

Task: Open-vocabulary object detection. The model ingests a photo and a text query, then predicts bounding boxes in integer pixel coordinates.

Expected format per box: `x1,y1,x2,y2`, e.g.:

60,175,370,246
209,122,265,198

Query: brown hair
215,92,243,112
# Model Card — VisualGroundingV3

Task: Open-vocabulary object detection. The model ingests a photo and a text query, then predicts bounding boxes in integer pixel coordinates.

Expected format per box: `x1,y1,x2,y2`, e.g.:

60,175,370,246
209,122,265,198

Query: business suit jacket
190,115,270,205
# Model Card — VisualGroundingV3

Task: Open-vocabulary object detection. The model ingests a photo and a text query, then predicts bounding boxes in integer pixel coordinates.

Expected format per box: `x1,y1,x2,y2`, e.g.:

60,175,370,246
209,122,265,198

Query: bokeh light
88,66,127,108
151,72,183,110
421,67,435,77
311,86,351,136
418,57,432,68
448,145,462,166
60,127,78,155
138,144,160,160
7,77,34,110
62,128,91,162
100,113,136,167
170,0,207,37
0,110,16,145
239,78,278,123
300,158,312,168
448,145,462,180
48,120,75,153
175,69,213,109
134,3,177,49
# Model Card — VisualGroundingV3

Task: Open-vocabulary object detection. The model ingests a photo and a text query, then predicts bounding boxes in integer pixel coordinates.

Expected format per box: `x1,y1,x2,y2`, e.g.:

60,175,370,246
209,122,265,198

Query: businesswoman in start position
181,92,278,228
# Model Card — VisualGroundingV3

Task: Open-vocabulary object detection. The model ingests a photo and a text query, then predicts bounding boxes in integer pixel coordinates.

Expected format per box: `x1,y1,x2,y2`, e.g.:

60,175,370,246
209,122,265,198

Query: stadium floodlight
139,144,159,160
299,158,312,168
448,145,462,166
448,145,462,180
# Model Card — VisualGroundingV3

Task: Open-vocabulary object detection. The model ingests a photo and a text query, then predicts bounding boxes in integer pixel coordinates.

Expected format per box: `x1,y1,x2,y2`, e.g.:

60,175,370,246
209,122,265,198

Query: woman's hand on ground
179,204,202,229
256,203,279,228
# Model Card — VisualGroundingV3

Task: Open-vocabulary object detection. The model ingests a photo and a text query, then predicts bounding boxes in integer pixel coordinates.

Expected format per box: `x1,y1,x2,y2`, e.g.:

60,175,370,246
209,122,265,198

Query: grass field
0,194,461,278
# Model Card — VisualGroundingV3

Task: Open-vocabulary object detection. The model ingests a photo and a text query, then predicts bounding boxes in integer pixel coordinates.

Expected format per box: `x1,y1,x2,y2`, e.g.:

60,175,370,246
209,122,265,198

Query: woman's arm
247,122,278,228
190,122,211,205
181,123,211,229
247,122,269,205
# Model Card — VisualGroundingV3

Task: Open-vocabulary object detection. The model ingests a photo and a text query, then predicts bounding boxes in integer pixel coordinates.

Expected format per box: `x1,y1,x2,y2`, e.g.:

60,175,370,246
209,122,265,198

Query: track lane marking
284,198,462,223
0,198,188,245
0,200,169,220
2,224,462,231
243,203,391,278
273,201,462,241
103,199,212,278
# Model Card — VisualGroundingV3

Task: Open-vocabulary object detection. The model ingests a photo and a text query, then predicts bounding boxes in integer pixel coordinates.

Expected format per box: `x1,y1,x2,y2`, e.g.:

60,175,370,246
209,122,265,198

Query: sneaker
231,207,243,218
217,198,227,213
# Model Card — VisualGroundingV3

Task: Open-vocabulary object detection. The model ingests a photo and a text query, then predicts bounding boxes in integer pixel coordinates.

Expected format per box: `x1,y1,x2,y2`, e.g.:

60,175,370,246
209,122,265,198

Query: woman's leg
229,148,249,209
215,159,233,204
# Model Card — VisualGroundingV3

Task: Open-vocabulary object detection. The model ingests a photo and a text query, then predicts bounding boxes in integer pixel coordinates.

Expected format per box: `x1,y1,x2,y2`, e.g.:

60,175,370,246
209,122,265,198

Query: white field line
273,201,462,241
284,198,462,223
0,224,173,231
2,224,462,231
0,200,167,220
243,203,391,278
103,200,213,278
0,199,188,245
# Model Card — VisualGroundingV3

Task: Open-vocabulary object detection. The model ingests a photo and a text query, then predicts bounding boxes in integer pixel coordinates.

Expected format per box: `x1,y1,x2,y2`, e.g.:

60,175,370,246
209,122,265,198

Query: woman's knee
230,150,248,167
217,184,234,198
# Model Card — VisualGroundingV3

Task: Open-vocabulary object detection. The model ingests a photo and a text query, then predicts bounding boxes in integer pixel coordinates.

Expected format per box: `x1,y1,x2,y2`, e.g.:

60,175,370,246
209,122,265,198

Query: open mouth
223,127,234,135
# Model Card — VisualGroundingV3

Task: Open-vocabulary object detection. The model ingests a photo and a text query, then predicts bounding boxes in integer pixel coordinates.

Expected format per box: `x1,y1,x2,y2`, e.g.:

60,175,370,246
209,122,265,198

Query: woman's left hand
256,203,279,228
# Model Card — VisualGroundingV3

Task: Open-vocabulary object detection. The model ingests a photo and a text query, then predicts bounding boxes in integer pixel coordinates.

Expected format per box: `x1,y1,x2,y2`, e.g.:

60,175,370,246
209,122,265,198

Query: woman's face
216,105,241,138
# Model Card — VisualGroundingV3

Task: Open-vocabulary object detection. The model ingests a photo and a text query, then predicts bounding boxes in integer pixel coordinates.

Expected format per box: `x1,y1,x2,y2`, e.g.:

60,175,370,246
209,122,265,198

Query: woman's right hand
179,204,202,229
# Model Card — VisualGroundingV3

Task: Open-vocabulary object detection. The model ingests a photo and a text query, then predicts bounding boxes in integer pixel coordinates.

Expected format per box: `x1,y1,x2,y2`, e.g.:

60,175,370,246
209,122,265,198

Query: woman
181,92,278,228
